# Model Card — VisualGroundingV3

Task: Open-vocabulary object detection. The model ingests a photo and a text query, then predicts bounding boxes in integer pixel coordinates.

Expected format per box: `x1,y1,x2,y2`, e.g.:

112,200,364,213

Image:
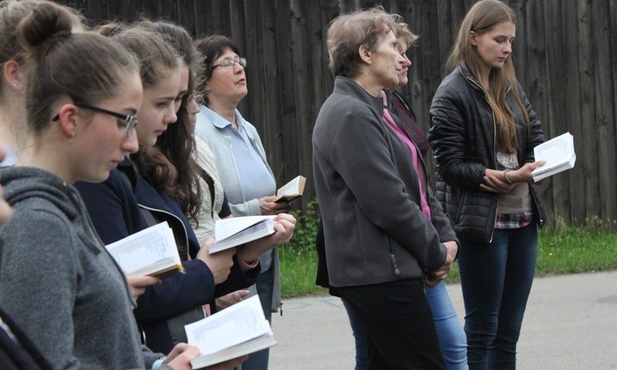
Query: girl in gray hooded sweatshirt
0,2,243,370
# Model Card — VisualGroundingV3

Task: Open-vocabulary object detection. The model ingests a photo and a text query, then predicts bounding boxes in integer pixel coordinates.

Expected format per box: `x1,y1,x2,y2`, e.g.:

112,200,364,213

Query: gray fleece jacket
0,167,170,370
312,77,452,287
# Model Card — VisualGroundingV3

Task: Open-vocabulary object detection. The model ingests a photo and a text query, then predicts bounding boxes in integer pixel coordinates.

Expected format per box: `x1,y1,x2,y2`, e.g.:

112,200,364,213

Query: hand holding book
209,214,297,265
195,237,236,285
531,132,576,181
127,275,160,302
185,295,276,369
164,342,247,370
235,213,297,263
258,195,290,215
274,175,306,204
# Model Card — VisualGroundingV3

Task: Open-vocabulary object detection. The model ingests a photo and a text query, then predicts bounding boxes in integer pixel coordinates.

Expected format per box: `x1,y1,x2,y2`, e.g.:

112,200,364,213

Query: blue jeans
240,264,274,370
458,222,538,370
426,282,468,369
342,281,467,370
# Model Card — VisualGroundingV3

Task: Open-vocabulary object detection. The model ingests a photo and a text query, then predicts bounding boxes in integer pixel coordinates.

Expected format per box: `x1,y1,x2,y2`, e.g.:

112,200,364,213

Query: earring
12,83,17,88
68,133,75,142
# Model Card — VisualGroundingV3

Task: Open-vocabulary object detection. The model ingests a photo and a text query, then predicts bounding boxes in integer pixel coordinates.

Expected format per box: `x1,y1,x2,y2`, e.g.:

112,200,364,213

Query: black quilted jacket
428,63,546,243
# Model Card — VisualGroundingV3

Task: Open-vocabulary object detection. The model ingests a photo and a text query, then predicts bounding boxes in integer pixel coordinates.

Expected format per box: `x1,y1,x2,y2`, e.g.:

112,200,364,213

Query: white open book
274,175,306,203
209,216,276,254
185,295,277,369
105,221,184,278
531,132,576,182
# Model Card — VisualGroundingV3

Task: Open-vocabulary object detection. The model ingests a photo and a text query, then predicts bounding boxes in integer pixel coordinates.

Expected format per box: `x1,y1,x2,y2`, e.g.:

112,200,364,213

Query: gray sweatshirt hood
0,166,81,221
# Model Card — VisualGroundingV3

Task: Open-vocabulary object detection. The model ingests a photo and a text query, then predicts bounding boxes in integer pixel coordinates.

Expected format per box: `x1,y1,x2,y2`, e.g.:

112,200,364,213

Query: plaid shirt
495,211,533,229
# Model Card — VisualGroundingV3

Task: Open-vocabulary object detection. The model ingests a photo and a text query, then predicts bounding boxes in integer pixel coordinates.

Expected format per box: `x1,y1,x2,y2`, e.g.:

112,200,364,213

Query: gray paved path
269,270,617,369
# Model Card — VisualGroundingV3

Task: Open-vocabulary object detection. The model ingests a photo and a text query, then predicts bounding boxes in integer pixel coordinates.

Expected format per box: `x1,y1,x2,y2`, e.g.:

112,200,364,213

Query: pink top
380,91,431,220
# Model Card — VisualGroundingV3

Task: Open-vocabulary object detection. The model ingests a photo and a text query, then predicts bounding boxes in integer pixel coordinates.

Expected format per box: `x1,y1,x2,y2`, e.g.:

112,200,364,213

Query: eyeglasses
211,57,247,71
52,103,138,136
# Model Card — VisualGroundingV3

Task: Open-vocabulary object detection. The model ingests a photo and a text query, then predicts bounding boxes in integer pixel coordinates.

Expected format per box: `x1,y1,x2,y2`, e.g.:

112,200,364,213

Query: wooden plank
194,0,213,37
591,0,617,222
251,1,285,182
554,0,583,225
292,0,324,203
209,0,231,37
275,0,299,185
410,1,442,136
539,0,566,225
576,0,598,225
519,0,556,225
228,0,245,42
175,0,197,37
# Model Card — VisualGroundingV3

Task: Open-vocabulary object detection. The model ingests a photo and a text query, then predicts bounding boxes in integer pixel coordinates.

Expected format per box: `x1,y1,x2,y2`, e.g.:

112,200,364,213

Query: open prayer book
531,132,576,182
274,175,306,203
209,216,276,254
105,221,184,278
185,295,277,369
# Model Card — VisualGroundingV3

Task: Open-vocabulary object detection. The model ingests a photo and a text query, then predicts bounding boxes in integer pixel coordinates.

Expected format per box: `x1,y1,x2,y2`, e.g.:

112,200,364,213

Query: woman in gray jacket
312,7,458,369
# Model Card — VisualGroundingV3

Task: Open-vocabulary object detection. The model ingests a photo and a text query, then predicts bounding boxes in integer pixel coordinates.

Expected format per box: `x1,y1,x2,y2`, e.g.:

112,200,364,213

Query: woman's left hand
481,170,513,194
424,241,458,286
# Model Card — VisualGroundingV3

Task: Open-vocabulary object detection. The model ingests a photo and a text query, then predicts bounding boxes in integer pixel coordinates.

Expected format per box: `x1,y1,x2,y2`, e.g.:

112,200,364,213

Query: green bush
284,198,320,255
279,198,327,297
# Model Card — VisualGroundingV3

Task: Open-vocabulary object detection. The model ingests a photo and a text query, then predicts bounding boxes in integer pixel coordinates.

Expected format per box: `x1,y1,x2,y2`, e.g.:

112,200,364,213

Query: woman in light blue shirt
193,35,289,370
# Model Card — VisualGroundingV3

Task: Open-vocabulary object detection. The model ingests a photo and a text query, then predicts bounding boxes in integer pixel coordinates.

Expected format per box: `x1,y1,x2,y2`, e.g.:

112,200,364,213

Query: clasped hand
480,160,547,194
424,241,458,288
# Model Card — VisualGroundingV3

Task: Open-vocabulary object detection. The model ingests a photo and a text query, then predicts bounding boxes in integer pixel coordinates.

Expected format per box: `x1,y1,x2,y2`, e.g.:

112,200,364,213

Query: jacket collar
333,76,385,116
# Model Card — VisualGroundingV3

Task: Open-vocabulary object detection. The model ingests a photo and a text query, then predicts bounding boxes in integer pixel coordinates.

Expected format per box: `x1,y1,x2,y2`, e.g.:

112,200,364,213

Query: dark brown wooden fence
55,0,617,227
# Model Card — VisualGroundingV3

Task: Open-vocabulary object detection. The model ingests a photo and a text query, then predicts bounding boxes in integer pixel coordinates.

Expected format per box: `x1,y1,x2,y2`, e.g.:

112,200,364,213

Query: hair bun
97,22,125,37
17,2,74,54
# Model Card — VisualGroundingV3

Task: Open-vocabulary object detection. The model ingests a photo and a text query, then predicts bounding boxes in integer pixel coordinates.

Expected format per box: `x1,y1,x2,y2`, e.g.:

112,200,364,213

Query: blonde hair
448,0,529,153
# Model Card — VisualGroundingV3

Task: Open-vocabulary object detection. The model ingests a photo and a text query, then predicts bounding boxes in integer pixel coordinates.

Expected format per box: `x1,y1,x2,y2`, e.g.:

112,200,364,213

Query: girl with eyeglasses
0,3,212,369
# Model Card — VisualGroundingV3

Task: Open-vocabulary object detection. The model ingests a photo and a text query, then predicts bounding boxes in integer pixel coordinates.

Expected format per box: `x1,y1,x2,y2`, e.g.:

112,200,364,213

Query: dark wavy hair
99,24,187,200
